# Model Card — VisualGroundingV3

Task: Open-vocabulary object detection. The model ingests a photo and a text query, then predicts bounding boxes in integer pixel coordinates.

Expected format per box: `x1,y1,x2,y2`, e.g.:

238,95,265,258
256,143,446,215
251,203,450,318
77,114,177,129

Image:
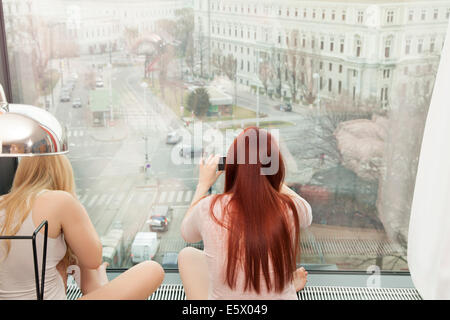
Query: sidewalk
89,119,129,142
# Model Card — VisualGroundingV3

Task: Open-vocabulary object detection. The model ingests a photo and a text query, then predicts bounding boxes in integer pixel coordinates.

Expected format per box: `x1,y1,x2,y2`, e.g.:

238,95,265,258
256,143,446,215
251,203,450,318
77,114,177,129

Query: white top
0,195,67,300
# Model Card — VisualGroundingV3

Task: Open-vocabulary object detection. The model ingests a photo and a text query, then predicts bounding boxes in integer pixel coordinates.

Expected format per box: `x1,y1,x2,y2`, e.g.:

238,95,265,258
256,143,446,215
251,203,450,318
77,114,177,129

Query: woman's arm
180,155,223,242
184,155,223,220
56,192,103,269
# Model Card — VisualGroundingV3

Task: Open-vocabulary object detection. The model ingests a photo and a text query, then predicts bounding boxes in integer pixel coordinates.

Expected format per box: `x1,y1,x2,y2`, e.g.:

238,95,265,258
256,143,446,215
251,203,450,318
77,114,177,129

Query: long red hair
210,127,300,293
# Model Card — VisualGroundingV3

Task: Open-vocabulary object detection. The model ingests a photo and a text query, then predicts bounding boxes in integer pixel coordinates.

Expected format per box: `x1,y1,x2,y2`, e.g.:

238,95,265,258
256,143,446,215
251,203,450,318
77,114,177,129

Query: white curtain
408,20,450,299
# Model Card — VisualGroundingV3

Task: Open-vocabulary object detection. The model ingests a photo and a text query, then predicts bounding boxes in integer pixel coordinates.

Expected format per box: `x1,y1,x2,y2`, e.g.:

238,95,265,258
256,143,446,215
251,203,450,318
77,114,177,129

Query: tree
186,87,210,117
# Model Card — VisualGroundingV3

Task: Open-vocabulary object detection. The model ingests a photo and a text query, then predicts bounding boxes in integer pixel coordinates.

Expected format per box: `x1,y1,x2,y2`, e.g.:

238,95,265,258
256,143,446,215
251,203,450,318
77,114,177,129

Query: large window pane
3,0,449,272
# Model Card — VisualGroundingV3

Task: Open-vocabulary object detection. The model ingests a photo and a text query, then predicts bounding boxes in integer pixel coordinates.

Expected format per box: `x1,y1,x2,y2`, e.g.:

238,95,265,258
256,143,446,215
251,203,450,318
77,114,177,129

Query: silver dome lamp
0,84,68,300
0,84,68,157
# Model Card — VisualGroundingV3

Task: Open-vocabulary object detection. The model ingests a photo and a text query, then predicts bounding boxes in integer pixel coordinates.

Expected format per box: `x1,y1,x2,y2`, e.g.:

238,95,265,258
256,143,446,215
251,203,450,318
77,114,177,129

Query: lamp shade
0,85,68,157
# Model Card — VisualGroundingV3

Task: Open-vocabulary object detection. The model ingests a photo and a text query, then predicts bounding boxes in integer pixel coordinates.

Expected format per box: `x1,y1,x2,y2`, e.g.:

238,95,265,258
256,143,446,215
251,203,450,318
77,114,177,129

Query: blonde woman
0,155,164,300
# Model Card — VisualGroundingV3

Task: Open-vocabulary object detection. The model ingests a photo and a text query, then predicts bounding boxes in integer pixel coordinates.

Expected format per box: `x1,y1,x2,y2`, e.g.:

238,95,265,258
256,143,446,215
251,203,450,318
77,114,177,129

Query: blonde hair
0,155,77,265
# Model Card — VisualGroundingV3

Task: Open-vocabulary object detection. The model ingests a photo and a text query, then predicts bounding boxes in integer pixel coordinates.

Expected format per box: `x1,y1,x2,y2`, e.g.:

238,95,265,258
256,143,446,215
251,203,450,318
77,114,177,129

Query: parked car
166,131,181,145
96,80,104,88
179,144,203,158
130,232,159,264
72,98,82,108
60,94,71,102
162,252,179,269
147,205,173,232
276,103,292,112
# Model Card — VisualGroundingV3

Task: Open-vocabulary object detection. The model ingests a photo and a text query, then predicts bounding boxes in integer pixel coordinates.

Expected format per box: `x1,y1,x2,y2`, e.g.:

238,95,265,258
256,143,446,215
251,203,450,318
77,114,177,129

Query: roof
88,89,119,112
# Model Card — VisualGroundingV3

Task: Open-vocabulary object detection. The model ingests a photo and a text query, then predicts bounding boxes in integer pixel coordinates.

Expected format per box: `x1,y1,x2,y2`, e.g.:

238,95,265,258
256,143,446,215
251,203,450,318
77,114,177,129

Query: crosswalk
67,128,86,138
76,188,194,209
155,189,194,205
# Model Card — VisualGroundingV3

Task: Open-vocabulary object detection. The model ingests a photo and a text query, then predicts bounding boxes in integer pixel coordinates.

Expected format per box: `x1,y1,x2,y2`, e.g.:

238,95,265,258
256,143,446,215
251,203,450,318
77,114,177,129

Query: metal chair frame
0,220,48,300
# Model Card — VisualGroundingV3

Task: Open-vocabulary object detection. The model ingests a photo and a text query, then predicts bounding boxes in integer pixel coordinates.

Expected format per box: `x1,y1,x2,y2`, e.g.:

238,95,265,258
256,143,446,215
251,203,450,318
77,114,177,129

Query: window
2,0,444,276
405,39,411,55
357,10,364,24
387,10,394,23
355,37,362,57
418,39,423,54
385,38,392,58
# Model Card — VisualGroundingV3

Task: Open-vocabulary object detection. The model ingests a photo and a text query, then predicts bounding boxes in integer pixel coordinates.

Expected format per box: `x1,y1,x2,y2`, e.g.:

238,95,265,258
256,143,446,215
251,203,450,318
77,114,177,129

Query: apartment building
194,0,450,108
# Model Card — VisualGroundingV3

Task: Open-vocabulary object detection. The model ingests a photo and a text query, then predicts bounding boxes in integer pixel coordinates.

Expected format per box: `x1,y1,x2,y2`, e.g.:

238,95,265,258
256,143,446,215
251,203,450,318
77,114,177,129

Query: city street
45,52,398,270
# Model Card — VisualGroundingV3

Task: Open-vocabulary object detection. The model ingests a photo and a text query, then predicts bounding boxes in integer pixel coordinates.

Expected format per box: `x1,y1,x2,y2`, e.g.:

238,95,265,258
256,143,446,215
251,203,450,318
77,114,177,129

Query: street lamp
141,81,149,163
313,73,321,132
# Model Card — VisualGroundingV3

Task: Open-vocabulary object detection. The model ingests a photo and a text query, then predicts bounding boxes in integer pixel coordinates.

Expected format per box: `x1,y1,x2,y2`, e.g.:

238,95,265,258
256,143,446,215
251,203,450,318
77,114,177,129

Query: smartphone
218,156,226,171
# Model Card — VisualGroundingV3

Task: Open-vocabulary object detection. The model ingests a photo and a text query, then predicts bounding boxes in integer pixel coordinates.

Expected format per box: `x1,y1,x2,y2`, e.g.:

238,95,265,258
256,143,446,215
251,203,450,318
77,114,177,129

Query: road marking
80,194,89,205
184,190,193,202
176,191,183,203
105,194,114,206
97,194,107,206
167,190,175,203
138,193,149,205
87,194,99,207
159,191,167,203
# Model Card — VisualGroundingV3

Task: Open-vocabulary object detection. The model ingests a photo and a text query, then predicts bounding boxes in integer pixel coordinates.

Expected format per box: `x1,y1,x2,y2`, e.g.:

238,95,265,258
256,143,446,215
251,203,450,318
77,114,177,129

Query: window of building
418,39,423,54
387,10,394,23
409,9,414,21
421,9,426,21
385,38,392,58
405,39,411,55
357,10,364,24
2,0,443,277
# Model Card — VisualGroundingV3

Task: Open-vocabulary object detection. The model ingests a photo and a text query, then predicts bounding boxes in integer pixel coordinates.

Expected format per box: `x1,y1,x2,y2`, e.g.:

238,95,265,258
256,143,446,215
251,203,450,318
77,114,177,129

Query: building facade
194,0,450,109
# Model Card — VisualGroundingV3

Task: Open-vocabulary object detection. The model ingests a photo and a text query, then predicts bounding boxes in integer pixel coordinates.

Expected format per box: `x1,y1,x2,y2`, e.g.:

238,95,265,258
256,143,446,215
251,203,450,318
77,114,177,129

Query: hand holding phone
218,156,226,171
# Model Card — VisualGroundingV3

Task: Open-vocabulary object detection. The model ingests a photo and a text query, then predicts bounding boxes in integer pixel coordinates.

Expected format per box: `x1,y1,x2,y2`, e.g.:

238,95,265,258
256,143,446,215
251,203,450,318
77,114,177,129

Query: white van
130,232,159,264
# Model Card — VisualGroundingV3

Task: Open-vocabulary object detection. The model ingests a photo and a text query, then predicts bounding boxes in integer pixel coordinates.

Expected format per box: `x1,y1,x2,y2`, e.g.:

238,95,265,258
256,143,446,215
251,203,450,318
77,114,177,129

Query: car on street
179,144,204,158
72,98,82,108
161,252,179,269
275,103,292,112
130,232,159,264
96,80,104,88
166,131,181,145
60,94,71,102
147,205,173,232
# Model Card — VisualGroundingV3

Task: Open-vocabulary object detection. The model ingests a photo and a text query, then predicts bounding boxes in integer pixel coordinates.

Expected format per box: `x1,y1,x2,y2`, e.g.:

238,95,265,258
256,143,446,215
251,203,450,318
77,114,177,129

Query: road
47,52,342,268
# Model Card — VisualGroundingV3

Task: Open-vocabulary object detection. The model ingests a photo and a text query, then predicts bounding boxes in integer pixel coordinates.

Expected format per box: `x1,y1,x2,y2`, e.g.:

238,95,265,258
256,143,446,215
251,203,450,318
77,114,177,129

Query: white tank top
0,191,67,300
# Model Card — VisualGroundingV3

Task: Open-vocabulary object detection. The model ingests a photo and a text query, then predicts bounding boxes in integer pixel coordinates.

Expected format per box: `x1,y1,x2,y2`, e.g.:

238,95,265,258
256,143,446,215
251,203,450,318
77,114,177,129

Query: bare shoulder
35,190,78,208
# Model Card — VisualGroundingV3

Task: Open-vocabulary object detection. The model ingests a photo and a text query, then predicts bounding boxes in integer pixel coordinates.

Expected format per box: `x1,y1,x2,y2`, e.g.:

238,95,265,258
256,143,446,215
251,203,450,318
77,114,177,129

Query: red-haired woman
179,127,312,299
